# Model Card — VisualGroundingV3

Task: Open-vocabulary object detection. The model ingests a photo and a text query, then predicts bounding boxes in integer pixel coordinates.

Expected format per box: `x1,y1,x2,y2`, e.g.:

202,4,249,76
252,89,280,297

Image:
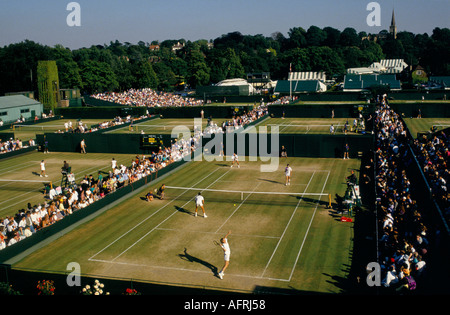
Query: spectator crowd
1,138,35,154
218,104,268,133
0,132,202,250
0,104,269,250
373,95,431,292
91,88,203,107
412,130,450,232
56,114,152,134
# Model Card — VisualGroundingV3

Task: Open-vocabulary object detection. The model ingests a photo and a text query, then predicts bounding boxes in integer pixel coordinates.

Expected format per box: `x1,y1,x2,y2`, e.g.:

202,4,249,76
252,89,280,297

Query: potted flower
81,279,109,295
37,280,55,295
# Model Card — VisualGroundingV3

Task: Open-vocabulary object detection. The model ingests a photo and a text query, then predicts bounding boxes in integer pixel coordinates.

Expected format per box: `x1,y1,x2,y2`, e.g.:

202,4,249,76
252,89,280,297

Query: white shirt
285,166,292,176
195,195,204,206
221,238,230,255
40,162,45,171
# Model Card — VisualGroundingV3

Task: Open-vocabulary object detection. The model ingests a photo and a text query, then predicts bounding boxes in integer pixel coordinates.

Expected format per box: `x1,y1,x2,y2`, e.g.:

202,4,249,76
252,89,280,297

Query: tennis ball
234,204,236,206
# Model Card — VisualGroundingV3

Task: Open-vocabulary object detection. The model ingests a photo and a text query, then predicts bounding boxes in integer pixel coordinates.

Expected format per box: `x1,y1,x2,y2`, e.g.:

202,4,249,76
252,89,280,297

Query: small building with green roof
0,95,44,124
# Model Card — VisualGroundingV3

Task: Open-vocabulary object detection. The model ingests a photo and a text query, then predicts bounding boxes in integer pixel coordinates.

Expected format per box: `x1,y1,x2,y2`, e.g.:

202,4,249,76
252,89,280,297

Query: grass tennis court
11,156,360,294
6,118,107,141
403,118,450,138
254,117,365,135
105,118,211,134
0,151,137,218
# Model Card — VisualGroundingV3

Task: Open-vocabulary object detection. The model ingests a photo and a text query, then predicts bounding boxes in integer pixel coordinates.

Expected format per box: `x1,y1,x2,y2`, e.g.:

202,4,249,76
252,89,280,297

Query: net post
241,192,243,200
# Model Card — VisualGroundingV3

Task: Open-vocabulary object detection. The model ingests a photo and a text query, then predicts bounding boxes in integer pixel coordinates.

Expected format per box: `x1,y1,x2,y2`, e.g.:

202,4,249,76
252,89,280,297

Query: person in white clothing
285,164,292,185
231,153,240,168
40,160,48,177
218,230,231,279
194,192,207,218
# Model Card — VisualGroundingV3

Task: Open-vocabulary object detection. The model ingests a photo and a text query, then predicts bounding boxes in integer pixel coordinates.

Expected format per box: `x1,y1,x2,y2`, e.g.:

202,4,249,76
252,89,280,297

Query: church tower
389,9,397,39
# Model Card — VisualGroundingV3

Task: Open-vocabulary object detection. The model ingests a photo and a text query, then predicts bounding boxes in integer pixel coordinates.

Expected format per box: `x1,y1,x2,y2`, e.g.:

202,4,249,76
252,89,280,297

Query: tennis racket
213,240,220,246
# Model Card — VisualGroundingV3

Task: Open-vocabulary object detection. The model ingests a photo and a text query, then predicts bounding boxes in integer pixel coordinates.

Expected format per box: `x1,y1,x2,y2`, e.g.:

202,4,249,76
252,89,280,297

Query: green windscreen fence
202,132,373,159
37,130,373,158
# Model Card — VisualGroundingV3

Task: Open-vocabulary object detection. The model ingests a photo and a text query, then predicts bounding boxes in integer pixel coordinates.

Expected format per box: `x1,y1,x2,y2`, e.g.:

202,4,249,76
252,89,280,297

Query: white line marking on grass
260,171,316,278
110,169,231,262
0,155,125,210
88,168,220,260
287,171,330,282
279,121,293,133
90,168,231,262
0,161,35,173
214,182,262,233
155,227,280,240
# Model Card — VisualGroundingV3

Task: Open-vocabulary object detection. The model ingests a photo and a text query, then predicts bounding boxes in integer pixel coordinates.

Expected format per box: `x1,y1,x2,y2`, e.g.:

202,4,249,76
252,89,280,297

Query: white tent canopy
215,78,256,93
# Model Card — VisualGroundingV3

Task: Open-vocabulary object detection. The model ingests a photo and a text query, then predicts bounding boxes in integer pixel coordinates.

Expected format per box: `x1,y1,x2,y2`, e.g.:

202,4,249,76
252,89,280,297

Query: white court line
109,168,232,262
260,171,316,278
214,182,262,233
279,121,293,133
165,185,327,196
88,168,221,260
287,170,330,282
155,227,280,240
0,160,35,173
89,167,334,283
0,154,124,210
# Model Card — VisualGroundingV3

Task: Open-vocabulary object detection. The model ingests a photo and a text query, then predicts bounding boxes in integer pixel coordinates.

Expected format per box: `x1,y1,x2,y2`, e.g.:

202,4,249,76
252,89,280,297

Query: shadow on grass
175,205,192,216
178,248,218,277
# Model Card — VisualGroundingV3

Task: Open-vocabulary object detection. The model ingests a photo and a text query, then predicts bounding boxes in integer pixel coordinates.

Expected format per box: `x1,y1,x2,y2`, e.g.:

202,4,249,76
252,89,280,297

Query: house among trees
411,65,428,85
172,42,185,52
149,44,160,51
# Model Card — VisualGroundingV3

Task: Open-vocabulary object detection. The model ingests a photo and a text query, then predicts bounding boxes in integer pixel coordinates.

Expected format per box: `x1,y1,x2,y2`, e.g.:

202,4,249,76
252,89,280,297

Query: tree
306,26,327,46
185,48,210,88
79,60,119,93
339,28,360,47
112,57,135,91
153,62,178,91
323,27,341,48
287,27,307,49
0,40,52,95
133,60,158,89
51,45,82,89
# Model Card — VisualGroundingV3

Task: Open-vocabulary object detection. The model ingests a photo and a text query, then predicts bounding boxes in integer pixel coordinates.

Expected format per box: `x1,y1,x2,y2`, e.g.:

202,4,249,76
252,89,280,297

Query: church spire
390,9,397,39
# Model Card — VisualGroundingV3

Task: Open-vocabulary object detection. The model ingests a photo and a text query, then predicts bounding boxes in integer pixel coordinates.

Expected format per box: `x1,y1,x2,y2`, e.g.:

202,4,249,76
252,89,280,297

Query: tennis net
12,124,65,132
268,124,344,133
162,185,331,208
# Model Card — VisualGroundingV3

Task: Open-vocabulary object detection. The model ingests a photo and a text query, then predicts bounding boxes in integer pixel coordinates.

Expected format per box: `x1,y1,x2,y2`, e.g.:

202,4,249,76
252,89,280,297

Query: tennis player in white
285,164,292,185
231,153,240,168
40,160,48,177
194,192,207,218
218,230,231,279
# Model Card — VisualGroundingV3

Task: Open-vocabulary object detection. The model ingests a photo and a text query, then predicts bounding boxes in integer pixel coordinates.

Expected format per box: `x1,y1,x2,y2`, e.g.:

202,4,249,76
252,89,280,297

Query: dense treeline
0,26,449,96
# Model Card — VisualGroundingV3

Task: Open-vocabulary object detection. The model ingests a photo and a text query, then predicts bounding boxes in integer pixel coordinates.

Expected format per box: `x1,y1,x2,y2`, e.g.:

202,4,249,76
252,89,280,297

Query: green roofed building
0,95,43,124
343,74,401,92
429,76,450,90
274,80,327,94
